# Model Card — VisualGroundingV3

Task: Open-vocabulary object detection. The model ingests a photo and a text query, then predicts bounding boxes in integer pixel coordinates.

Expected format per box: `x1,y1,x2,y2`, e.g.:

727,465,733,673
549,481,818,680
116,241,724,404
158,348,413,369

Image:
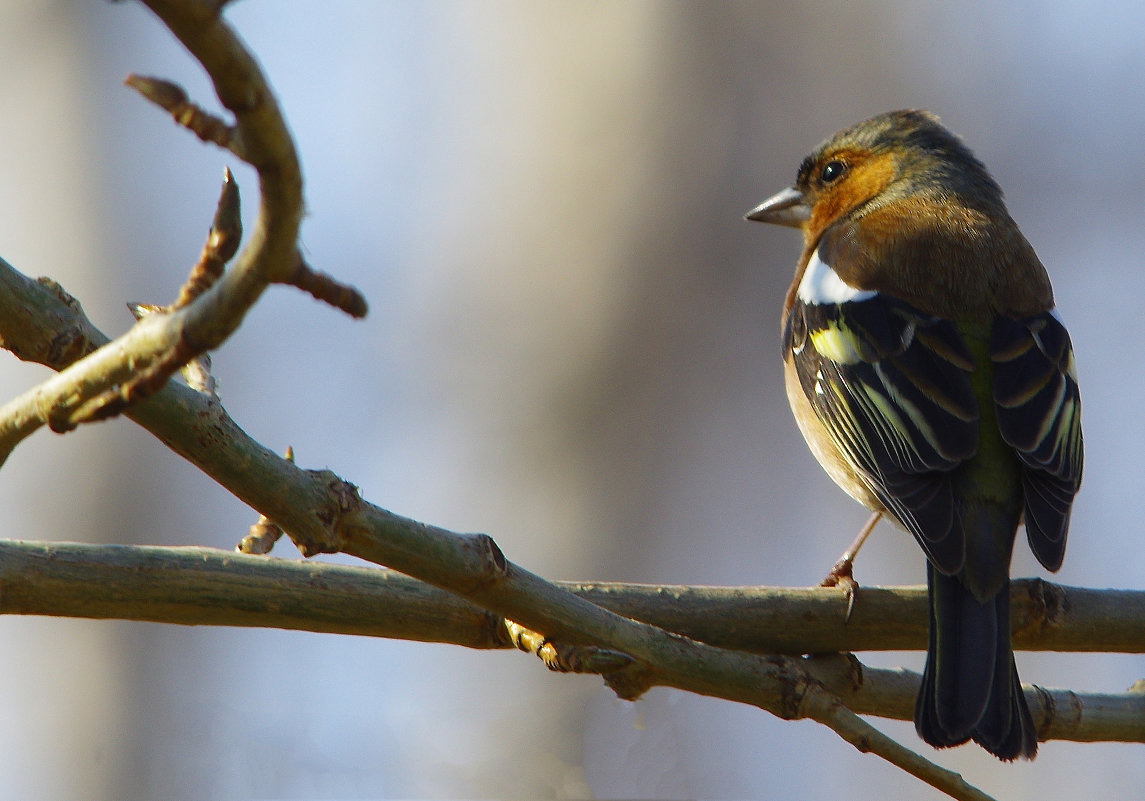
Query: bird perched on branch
746,110,1082,760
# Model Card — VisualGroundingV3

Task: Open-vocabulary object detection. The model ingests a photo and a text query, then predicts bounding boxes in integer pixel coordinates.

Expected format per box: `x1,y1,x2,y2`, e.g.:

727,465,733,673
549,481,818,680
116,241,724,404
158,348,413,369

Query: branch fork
0,3,1134,800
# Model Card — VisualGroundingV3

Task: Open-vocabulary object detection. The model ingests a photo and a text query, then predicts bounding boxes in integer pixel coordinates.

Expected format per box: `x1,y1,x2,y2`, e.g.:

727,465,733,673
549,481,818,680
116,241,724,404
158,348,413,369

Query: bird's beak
744,186,810,228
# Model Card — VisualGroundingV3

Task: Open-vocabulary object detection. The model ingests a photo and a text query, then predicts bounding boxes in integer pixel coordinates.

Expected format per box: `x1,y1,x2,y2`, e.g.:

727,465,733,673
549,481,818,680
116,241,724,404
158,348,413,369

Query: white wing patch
797,249,877,305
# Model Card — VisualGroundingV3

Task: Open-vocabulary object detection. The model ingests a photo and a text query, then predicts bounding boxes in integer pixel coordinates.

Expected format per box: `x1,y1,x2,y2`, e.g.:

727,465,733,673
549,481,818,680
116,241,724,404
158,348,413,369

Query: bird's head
746,109,1004,252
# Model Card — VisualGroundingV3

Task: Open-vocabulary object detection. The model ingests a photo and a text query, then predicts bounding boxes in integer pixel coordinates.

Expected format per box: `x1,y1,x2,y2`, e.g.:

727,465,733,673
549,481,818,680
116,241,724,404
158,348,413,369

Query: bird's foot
820,555,859,621
818,511,882,622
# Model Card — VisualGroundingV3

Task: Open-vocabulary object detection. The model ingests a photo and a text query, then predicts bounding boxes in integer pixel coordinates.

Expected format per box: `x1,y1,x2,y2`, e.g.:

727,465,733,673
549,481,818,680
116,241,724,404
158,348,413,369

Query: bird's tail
914,564,1038,760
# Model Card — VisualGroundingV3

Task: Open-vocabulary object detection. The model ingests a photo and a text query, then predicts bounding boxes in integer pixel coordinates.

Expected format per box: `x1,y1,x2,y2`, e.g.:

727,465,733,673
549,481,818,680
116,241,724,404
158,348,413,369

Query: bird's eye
820,160,846,184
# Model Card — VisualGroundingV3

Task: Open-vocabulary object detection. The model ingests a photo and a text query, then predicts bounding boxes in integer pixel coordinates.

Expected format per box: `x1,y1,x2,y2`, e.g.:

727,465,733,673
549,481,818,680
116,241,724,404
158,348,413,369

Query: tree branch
2,251,1144,778
2,538,1141,749
0,4,1135,798
0,0,329,464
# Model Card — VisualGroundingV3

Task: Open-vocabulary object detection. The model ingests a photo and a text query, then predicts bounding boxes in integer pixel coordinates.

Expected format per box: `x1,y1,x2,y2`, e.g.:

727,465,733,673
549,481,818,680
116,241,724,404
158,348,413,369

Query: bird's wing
991,311,1083,571
786,293,979,573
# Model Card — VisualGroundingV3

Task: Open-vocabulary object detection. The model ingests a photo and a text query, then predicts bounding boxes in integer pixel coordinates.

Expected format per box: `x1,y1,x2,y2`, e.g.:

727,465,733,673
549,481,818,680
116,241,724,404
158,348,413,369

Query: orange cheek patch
808,151,899,240
841,151,899,209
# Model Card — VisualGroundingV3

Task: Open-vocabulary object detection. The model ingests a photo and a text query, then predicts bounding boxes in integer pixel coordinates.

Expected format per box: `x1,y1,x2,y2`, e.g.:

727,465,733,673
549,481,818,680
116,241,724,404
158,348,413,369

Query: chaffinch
746,110,1082,760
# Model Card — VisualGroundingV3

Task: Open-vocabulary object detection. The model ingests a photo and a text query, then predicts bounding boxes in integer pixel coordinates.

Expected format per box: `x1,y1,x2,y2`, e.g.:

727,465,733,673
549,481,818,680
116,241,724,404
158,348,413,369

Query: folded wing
991,311,1083,571
786,291,979,573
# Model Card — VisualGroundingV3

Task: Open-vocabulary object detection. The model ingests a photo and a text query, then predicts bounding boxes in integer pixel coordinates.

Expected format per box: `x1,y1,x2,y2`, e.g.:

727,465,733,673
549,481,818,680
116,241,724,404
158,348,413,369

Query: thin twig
0,0,309,460
798,683,999,801
290,256,369,318
125,74,236,153
173,167,242,309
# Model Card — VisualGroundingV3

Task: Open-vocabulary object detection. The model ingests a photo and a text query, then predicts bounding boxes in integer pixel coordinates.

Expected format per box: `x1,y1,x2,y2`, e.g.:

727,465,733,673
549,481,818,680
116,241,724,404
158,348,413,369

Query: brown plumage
747,110,1082,759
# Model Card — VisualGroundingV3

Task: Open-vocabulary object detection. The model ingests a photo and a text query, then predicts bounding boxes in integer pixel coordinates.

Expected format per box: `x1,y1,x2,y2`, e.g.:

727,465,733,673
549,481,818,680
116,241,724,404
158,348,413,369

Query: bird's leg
820,511,882,620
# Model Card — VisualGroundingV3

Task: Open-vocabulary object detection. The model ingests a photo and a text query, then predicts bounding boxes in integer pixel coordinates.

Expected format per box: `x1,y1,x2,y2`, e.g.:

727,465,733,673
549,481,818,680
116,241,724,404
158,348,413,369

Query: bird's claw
820,556,858,622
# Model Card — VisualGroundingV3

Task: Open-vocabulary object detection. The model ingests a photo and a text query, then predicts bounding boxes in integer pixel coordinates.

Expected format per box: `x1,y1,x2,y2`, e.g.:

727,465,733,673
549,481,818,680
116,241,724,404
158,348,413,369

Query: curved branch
0,0,305,464
0,5,1134,796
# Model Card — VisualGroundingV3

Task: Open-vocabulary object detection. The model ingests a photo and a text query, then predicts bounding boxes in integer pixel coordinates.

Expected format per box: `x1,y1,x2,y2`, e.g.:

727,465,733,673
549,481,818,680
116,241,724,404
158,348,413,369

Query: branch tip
172,169,243,309
126,72,233,150
125,73,187,109
207,167,243,260
237,514,283,555
290,257,369,318
127,301,164,321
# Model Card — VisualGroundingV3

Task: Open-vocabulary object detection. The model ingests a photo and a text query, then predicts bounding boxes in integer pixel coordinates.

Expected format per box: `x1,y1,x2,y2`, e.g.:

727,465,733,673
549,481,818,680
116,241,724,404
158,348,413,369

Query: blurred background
1,1,1142,799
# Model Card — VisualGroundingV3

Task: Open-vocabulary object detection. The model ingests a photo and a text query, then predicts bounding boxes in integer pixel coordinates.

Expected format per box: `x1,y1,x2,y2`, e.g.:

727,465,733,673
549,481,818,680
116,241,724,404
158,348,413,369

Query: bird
745,110,1082,760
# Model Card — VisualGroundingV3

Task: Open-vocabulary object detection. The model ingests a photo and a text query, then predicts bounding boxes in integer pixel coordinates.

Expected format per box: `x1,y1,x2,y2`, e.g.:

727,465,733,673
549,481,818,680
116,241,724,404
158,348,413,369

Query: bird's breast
782,356,887,514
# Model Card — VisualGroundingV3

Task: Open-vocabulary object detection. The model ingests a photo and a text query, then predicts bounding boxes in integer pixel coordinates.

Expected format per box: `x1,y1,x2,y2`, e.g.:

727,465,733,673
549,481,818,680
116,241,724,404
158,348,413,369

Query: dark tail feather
970,582,1038,759
915,565,1038,760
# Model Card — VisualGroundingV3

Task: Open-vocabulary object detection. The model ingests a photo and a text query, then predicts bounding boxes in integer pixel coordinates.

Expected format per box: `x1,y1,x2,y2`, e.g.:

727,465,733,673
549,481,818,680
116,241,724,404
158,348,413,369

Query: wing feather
991,312,1083,570
789,293,978,574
